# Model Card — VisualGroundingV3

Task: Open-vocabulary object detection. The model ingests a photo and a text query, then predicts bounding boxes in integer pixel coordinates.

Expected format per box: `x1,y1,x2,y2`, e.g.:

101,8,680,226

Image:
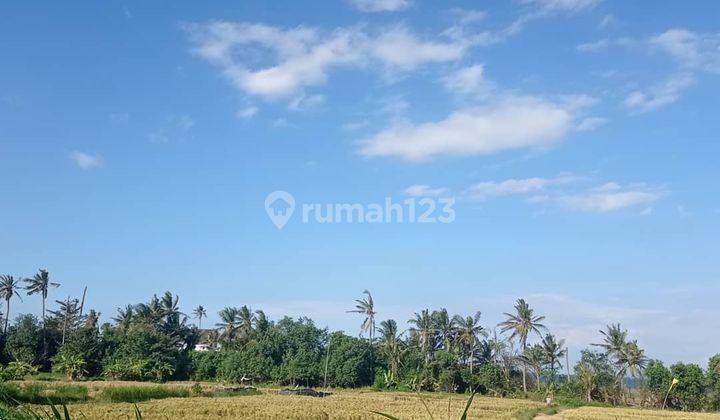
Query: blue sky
1,0,719,365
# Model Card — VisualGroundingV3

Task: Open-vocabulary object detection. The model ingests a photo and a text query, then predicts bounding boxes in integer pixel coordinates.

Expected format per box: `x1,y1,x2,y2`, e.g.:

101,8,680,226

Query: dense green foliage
0,270,717,413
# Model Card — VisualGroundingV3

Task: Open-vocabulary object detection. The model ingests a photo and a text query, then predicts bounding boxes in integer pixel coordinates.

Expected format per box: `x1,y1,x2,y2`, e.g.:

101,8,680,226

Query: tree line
0,273,718,412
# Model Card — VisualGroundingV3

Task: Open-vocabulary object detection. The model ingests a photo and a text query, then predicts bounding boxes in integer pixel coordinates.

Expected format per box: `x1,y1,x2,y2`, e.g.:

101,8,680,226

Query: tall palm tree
432,308,456,351
237,305,255,338
540,334,566,383
593,323,627,362
517,344,546,390
498,298,546,392
192,305,207,329
254,309,270,333
408,309,435,362
0,275,24,333
113,305,134,329
347,290,376,343
24,269,60,325
453,311,487,373
617,340,648,381
378,319,405,378
216,307,239,340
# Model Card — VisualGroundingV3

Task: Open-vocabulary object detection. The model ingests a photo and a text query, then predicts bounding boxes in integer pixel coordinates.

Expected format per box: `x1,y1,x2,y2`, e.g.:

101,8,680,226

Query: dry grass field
13,381,720,419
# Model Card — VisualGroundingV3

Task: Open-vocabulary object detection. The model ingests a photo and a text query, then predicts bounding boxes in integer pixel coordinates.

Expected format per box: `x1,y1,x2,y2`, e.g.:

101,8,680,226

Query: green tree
192,305,207,329
216,307,240,341
669,363,706,411
432,308,456,352
0,275,24,334
643,359,671,407
707,354,720,411
574,350,616,402
540,334,566,383
518,344,545,390
377,319,404,378
347,290,376,343
324,332,375,387
453,311,487,373
6,314,42,364
408,309,435,362
24,269,60,325
498,299,546,392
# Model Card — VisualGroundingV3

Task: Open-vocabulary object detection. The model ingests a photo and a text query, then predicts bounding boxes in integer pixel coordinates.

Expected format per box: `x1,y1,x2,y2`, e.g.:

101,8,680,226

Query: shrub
189,350,222,381
100,385,189,403
0,362,38,381
324,332,375,388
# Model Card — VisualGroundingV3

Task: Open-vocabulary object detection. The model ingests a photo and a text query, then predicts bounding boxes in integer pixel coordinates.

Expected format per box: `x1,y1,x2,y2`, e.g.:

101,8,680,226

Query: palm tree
378,319,405,378
113,304,134,329
518,344,546,390
432,308,456,351
347,290,376,343
236,305,255,338
408,309,435,362
24,269,60,325
85,309,100,329
254,309,270,333
453,311,487,373
593,323,627,362
0,275,24,333
617,340,648,381
540,334,566,383
192,305,207,329
216,307,240,340
498,298,546,392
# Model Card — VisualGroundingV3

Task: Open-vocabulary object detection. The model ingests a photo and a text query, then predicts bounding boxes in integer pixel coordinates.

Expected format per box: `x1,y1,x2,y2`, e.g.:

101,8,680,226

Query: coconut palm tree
432,308,456,351
378,319,404,378
593,323,628,362
498,298,546,392
617,340,648,381
347,290,376,343
192,305,207,329
408,309,435,362
216,307,240,340
113,305,134,329
254,309,270,333
453,311,487,373
0,275,24,333
540,334,566,383
518,344,546,390
24,269,60,325
237,305,255,338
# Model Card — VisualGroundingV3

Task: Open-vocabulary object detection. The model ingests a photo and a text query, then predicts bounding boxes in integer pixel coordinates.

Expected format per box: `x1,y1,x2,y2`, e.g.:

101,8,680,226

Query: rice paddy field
7,381,720,419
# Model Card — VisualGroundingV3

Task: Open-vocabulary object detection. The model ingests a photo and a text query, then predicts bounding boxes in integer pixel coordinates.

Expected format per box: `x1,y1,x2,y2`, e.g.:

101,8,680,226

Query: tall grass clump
0,383,88,405
100,385,189,403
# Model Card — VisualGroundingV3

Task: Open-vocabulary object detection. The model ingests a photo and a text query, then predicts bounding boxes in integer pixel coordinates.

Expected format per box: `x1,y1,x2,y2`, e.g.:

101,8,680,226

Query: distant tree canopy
0,276,717,413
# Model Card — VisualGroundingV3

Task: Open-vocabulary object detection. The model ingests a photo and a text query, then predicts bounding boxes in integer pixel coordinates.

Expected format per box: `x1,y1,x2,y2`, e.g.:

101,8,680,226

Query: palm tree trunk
4,299,10,334
521,338,528,392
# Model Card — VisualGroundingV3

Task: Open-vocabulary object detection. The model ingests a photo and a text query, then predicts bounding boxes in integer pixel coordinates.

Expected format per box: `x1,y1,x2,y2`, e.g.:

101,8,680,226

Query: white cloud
576,39,609,52
575,116,607,131
69,151,103,170
443,64,486,95
185,22,472,100
545,182,664,212
650,28,720,72
371,26,468,70
403,184,449,197
464,175,574,200
236,105,258,119
449,9,487,25
624,73,694,113
348,0,411,12
359,96,577,161
522,0,603,14
599,14,617,28
341,120,369,131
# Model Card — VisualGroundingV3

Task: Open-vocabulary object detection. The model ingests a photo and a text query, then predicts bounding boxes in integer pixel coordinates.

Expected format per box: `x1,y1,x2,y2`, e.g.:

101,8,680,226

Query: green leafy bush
0,383,88,405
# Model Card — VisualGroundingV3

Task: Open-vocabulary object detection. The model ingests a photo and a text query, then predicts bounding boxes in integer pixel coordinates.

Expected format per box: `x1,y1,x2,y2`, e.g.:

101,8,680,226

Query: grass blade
370,411,402,420
459,391,477,420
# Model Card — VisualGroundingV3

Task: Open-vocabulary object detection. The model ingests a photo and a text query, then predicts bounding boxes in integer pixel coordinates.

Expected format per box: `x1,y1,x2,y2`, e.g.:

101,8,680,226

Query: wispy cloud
358,96,584,161
534,182,665,212
464,175,575,201
442,64,488,95
69,151,103,170
403,184,449,197
348,0,411,13
624,73,694,113
236,105,258,119
575,116,608,131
